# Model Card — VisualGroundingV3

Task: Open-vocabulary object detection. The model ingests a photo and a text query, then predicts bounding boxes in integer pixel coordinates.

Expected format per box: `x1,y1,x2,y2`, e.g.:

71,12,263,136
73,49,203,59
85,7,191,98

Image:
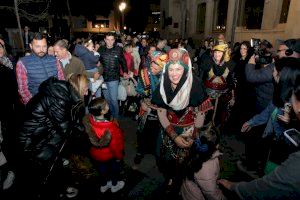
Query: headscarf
151,50,168,70
159,48,194,110
138,51,167,98
212,41,230,62
0,44,13,70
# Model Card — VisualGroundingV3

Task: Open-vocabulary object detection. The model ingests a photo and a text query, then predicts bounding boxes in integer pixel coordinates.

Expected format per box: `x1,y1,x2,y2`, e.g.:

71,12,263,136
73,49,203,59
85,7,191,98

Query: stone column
188,0,197,36
204,0,214,37
225,0,236,42
285,0,300,38
261,0,283,29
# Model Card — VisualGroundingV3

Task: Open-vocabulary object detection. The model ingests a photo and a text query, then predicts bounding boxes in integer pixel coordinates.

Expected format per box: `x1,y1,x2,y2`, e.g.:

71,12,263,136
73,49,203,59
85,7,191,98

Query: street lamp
119,2,126,31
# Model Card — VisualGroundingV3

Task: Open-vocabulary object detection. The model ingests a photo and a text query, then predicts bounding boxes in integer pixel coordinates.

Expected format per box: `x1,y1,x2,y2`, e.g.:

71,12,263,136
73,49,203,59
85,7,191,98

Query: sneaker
65,187,78,198
3,171,15,190
236,160,259,179
111,181,125,193
100,181,112,193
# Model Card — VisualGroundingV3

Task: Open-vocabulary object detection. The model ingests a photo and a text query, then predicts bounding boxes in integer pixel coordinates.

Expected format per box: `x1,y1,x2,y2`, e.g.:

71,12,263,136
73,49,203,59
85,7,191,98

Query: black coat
17,77,85,170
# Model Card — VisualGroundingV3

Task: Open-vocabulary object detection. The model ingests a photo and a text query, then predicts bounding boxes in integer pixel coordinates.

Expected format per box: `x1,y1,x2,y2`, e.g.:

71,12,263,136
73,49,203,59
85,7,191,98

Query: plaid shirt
16,59,65,104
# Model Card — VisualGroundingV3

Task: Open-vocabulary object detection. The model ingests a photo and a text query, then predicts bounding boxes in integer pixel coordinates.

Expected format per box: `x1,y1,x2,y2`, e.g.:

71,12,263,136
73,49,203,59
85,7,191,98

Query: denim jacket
248,102,286,138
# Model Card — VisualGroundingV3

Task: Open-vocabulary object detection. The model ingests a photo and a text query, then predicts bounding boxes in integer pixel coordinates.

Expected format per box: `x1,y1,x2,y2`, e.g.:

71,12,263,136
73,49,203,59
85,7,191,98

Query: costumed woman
132,50,168,169
198,40,235,131
151,48,212,197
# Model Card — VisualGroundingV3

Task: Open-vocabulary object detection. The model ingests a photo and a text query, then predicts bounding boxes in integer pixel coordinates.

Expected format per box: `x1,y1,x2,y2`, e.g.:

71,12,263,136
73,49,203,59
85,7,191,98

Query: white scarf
159,56,193,111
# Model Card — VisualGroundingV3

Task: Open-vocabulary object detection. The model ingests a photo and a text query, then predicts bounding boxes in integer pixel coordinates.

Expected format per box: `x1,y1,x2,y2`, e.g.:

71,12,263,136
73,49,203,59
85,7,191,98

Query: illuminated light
119,2,126,12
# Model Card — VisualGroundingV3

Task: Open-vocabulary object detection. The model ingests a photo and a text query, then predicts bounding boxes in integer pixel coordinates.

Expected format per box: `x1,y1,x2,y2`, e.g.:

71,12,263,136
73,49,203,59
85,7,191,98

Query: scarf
0,56,13,70
159,52,193,111
60,52,72,68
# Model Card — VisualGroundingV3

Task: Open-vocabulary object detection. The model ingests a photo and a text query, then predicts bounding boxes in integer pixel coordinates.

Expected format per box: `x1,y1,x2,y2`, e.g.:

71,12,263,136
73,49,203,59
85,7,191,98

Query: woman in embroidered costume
151,48,212,196
133,50,167,168
198,41,235,129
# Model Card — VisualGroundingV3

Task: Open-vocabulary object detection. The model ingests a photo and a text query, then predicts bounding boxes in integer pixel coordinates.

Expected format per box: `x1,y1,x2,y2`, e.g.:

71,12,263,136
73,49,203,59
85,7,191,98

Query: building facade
160,0,300,46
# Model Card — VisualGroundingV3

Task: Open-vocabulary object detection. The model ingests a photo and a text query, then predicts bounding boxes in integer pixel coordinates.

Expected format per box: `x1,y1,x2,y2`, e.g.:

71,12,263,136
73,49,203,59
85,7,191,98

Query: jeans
98,159,121,186
102,80,119,119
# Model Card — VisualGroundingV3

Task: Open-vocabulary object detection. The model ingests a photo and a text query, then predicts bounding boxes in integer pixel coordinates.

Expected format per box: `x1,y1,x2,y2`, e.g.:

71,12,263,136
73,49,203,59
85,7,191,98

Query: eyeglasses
277,49,288,53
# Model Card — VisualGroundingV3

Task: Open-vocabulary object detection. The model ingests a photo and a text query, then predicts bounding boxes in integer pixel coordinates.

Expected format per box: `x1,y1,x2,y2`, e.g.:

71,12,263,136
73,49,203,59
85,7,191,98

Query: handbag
120,77,137,97
118,82,127,101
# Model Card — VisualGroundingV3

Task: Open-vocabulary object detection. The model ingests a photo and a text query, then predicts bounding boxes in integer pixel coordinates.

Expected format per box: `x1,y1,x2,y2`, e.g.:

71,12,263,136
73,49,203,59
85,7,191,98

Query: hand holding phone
284,128,300,147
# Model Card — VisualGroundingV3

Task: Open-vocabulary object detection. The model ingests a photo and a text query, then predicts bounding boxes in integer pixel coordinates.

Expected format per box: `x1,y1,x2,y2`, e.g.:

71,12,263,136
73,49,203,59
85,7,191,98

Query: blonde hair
67,73,88,99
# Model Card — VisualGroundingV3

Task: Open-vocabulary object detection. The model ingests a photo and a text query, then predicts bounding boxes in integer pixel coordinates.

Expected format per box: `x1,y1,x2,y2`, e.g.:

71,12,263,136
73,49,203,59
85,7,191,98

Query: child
87,98,125,193
181,131,226,200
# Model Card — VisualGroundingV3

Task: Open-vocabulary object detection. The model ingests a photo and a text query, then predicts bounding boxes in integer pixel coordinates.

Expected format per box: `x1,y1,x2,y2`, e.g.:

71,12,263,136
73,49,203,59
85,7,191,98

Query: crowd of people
0,27,299,200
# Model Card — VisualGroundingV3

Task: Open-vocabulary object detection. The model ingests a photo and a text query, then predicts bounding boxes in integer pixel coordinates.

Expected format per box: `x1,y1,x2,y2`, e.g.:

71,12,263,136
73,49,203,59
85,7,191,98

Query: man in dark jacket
16,76,87,199
99,32,128,120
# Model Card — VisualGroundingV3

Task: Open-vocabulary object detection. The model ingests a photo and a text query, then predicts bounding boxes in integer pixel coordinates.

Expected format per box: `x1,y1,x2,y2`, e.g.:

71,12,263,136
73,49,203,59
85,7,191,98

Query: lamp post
119,2,126,32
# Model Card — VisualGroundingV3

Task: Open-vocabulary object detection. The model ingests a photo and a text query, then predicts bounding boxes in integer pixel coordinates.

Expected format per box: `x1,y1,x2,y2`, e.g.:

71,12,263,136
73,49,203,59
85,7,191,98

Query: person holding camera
240,58,300,176
237,40,275,177
218,78,300,200
245,39,275,114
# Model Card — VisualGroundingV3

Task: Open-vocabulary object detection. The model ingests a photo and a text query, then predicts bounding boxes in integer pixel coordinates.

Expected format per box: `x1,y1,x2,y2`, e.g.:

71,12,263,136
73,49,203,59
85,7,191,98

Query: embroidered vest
205,67,229,92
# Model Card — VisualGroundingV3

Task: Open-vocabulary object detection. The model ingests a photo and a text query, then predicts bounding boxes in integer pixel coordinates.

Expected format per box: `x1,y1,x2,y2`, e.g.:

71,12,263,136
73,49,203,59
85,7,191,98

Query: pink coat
181,151,226,200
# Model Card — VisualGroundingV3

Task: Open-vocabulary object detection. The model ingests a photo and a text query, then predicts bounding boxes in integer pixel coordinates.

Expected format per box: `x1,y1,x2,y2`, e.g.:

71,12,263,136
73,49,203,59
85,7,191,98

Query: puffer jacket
89,116,124,162
99,45,127,82
74,44,99,70
17,77,84,169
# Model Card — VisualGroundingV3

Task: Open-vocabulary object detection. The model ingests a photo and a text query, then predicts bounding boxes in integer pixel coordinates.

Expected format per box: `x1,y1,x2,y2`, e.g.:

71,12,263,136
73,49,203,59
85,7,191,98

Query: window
213,0,228,31
74,18,87,29
196,3,206,33
92,20,109,28
241,0,264,29
280,0,290,23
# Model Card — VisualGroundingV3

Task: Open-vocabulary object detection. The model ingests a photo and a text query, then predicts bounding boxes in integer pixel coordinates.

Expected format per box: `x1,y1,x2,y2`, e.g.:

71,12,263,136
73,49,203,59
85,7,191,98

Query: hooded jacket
88,116,124,162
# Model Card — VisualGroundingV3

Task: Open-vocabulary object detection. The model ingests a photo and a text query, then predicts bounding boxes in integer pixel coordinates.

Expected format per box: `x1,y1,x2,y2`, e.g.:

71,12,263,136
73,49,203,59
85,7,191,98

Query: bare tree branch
1,0,50,22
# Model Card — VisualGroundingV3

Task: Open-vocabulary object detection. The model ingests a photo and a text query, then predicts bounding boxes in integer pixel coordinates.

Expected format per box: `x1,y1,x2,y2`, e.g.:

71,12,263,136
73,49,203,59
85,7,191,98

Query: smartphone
284,128,300,147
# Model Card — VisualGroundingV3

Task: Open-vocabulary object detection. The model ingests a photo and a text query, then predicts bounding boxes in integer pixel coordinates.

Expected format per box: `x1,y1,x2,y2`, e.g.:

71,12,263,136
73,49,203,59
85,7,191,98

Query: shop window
92,20,109,28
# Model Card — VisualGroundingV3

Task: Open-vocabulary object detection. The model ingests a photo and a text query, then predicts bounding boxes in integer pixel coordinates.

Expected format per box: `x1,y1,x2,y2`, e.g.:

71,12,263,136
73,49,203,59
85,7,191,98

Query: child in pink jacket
181,132,226,200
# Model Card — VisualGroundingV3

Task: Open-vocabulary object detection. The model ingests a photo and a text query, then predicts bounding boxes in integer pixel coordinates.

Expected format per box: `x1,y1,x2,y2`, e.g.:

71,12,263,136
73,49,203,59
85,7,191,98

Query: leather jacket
17,77,85,170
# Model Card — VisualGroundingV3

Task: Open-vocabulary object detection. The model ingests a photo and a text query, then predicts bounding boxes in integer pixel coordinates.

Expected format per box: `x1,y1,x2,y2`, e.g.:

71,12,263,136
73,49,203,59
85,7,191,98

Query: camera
250,38,273,65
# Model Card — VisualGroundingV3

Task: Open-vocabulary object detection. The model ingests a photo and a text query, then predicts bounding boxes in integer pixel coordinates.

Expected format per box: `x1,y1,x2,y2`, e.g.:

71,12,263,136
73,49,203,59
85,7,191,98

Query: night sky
0,0,160,33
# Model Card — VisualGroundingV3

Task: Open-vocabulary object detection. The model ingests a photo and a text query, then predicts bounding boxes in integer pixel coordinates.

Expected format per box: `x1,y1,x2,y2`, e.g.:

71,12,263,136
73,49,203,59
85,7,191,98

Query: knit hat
151,51,168,70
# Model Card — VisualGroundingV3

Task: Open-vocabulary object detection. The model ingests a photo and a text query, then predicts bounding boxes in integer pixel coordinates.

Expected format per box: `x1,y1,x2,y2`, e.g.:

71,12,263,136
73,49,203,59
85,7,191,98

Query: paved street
3,116,252,200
